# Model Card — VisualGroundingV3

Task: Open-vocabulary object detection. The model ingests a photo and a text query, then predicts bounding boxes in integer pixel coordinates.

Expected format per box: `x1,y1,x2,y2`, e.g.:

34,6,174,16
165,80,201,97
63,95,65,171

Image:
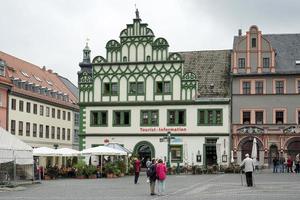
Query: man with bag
147,158,157,196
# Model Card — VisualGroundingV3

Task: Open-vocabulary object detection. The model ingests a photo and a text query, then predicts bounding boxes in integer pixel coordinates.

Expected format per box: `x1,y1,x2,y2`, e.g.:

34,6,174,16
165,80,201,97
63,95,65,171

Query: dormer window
34,75,42,82
263,58,270,68
0,60,5,76
238,58,245,69
46,80,53,85
21,71,29,77
252,38,257,48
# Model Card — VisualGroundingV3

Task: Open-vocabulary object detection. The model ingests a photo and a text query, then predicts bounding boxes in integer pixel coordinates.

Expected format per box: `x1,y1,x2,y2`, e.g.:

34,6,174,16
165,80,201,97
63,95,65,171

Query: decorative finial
135,4,140,19
86,38,90,47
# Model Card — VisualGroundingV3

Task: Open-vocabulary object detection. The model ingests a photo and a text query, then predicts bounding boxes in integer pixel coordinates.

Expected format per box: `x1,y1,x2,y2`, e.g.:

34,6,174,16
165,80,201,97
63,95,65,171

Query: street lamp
163,131,175,168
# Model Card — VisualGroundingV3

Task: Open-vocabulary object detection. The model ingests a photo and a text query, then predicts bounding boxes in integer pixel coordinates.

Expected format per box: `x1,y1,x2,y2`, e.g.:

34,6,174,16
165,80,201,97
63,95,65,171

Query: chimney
42,66,46,71
47,69,53,73
238,29,242,37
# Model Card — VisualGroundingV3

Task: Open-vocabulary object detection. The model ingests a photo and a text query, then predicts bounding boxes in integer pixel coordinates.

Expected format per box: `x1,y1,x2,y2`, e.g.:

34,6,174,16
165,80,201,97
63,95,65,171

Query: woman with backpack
156,159,167,196
147,158,157,196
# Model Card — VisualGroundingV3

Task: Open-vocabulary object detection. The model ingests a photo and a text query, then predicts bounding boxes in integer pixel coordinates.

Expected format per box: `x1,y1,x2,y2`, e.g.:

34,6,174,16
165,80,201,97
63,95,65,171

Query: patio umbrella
231,150,235,163
251,138,258,167
33,147,57,156
81,146,127,174
55,148,80,157
81,146,127,156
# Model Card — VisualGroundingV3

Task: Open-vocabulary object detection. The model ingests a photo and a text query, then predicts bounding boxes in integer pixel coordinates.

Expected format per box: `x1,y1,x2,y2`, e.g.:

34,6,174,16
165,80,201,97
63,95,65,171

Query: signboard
171,137,183,144
140,127,187,133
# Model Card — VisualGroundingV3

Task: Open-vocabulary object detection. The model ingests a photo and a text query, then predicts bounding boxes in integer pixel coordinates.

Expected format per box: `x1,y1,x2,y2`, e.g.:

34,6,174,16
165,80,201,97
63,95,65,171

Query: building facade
231,26,300,166
78,13,231,167
0,59,12,129
0,51,79,149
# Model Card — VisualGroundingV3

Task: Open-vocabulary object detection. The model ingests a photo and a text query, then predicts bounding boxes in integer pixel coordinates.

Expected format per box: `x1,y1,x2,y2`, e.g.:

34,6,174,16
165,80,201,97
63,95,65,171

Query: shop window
171,145,183,162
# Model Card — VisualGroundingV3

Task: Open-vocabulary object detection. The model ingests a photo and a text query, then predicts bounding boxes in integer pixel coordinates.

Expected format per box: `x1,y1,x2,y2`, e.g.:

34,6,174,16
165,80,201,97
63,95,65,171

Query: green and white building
78,12,231,167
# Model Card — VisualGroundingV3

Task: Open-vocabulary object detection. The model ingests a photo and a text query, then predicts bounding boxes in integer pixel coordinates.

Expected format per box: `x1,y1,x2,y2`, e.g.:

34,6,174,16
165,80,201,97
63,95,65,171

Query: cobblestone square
1,173,300,200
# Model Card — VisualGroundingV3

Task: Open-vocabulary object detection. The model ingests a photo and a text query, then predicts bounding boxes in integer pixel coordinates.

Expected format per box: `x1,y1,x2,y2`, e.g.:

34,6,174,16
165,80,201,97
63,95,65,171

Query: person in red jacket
287,156,293,173
156,159,167,195
134,157,141,184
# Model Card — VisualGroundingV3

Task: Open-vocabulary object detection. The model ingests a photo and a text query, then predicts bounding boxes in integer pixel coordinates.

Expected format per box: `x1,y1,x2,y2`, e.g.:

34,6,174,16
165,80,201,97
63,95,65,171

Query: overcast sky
1,0,300,85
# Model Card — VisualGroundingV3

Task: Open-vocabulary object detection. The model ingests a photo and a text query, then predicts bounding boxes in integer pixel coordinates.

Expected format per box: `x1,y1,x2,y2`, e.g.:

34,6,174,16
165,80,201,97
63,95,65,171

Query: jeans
157,180,166,194
134,172,139,184
273,165,278,173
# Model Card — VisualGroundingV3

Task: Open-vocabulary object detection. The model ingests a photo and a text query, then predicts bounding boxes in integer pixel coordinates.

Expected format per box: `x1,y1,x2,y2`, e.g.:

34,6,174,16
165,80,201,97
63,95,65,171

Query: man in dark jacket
148,159,157,195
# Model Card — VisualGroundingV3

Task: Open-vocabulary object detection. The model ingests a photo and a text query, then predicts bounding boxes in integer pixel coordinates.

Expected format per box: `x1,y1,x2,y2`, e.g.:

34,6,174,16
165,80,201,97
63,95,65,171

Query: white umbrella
81,146,127,156
55,148,80,157
231,150,235,163
33,147,57,156
251,138,258,166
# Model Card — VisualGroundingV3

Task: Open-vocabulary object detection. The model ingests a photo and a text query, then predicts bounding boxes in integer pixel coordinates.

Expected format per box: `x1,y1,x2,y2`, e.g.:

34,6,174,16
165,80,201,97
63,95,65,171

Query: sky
1,0,300,85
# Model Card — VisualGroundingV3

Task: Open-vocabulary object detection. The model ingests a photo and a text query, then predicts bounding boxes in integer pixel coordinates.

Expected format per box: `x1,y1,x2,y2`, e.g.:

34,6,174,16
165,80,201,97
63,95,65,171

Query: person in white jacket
240,154,255,187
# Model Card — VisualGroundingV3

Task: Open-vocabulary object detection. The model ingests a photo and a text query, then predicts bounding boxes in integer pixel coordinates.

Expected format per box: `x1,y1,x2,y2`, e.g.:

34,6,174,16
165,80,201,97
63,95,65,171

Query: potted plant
73,160,86,179
84,165,97,179
115,160,126,176
104,163,115,178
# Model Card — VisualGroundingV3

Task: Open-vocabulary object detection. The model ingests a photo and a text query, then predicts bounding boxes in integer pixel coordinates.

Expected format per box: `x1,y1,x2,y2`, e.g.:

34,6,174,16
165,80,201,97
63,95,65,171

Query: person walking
240,154,254,187
146,158,151,183
279,156,285,173
287,156,293,173
156,159,167,195
148,158,157,196
295,154,300,173
134,157,141,184
272,157,278,173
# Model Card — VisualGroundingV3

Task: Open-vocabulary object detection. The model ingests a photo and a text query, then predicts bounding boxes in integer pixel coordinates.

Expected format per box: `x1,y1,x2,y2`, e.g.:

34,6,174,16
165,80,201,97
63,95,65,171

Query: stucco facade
78,12,231,167
231,26,300,166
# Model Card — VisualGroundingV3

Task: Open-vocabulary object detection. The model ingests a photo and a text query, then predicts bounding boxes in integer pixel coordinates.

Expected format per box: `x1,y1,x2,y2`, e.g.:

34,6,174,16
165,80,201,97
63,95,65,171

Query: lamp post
163,131,175,168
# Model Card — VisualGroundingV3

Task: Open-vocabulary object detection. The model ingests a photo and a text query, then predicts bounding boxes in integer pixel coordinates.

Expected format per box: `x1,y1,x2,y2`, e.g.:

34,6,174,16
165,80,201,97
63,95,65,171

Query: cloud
1,0,300,85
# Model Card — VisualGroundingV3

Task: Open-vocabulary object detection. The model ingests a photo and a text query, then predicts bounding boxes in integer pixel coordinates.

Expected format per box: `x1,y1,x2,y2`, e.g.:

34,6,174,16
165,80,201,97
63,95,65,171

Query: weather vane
86,38,90,46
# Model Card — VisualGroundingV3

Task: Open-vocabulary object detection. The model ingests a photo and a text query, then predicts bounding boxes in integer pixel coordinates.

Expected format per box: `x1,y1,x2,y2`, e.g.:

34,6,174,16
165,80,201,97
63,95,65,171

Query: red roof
0,51,78,106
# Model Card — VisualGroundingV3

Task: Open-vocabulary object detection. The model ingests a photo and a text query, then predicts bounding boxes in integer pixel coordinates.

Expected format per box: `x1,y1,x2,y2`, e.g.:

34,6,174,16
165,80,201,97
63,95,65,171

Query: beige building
0,51,79,149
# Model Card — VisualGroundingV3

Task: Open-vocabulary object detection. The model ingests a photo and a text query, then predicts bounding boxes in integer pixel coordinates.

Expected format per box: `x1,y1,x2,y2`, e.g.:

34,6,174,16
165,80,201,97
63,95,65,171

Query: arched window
123,56,127,62
146,55,151,61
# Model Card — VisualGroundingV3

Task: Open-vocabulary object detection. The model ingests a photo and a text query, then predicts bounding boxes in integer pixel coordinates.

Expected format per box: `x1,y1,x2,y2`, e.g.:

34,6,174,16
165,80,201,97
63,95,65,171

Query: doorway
133,141,155,168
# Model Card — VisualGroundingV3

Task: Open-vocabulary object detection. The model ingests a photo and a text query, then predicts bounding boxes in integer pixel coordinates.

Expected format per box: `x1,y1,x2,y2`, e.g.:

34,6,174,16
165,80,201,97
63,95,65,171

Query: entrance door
241,140,259,161
287,141,300,159
137,144,152,168
205,145,217,166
